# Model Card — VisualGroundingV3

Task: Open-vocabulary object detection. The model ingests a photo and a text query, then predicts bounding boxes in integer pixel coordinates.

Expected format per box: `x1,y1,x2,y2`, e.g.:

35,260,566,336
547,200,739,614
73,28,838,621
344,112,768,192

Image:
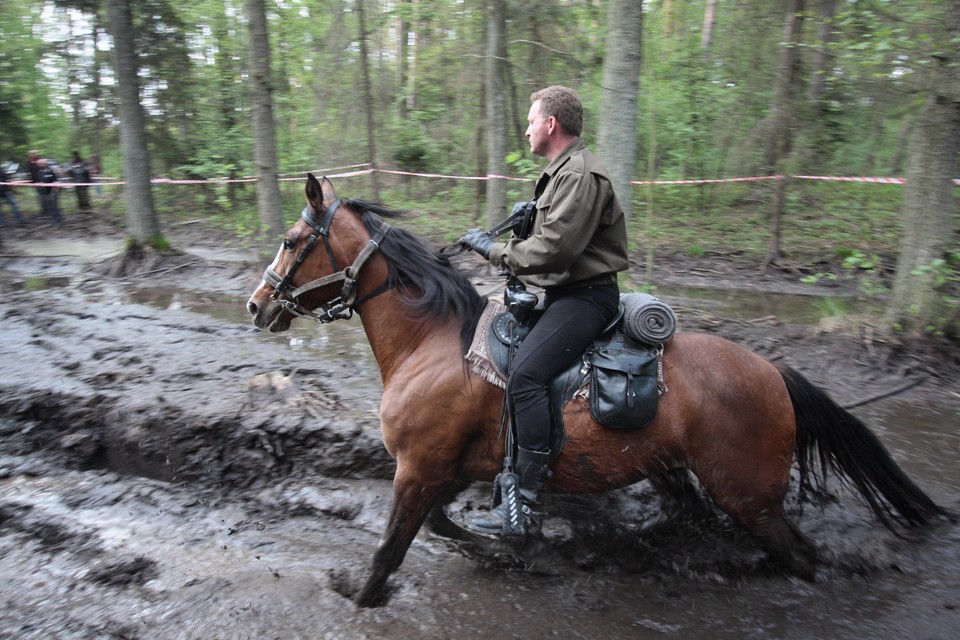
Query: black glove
458,228,494,259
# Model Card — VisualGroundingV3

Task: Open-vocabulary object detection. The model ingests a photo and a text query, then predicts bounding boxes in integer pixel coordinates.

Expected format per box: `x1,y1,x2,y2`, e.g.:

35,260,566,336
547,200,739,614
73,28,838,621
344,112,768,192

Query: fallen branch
842,376,926,409
116,260,201,281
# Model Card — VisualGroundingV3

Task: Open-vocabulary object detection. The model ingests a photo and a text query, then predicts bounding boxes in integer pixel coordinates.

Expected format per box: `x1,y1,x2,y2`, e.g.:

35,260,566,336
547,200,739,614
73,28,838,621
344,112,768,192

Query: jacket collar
535,138,584,197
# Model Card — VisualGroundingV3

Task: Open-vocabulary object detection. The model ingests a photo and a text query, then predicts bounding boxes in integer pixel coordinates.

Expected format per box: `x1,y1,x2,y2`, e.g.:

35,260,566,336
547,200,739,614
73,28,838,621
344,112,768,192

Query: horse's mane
344,198,488,353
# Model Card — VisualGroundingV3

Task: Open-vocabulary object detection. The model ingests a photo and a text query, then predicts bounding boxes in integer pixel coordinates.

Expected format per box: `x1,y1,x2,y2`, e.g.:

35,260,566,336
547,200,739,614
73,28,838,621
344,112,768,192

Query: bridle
262,199,391,323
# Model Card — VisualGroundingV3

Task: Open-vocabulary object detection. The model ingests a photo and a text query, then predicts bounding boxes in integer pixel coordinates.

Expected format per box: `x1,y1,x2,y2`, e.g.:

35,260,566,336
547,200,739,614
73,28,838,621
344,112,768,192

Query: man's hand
458,228,494,259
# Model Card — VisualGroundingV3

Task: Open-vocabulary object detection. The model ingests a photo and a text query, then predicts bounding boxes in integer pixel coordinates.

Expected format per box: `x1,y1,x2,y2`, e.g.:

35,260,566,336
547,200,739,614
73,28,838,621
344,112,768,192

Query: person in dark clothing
37,159,63,226
0,163,25,226
27,150,43,211
460,85,630,536
67,152,92,211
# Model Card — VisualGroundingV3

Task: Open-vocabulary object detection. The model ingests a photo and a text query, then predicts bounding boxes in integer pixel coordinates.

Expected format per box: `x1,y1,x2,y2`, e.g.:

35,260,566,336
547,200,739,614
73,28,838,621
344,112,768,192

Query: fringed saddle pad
465,300,508,388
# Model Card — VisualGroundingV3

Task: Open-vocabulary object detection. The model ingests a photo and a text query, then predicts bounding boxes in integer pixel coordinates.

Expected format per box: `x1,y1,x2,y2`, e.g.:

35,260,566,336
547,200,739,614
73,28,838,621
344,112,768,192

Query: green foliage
9,0,956,341
801,272,838,286
392,124,437,173
813,296,850,319
841,250,879,272
505,150,539,180
910,254,960,336
149,235,172,252
800,246,892,296
0,2,69,158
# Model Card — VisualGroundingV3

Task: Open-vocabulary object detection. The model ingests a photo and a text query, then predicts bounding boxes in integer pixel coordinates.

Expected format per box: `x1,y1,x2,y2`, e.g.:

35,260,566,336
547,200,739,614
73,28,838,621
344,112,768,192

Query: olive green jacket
488,139,629,289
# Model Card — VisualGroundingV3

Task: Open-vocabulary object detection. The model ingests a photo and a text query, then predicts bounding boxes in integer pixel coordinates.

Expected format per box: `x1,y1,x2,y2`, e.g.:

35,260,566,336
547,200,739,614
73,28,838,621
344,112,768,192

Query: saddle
467,282,672,456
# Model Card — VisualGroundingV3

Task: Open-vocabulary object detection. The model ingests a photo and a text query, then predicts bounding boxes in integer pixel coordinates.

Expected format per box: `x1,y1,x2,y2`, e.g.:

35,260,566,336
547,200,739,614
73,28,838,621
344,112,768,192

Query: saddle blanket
465,300,510,389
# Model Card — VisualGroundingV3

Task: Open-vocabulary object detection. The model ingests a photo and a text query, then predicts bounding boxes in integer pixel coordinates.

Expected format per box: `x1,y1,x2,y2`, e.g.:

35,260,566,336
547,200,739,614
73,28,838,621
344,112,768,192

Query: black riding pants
507,282,620,452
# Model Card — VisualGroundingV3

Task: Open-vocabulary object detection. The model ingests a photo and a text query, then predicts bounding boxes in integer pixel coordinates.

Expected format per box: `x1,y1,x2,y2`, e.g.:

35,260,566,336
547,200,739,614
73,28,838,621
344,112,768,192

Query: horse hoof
355,592,386,608
354,583,395,608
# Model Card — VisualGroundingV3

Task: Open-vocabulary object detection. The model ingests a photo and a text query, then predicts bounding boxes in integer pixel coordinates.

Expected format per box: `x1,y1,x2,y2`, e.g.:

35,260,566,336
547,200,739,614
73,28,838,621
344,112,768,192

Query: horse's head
247,174,389,332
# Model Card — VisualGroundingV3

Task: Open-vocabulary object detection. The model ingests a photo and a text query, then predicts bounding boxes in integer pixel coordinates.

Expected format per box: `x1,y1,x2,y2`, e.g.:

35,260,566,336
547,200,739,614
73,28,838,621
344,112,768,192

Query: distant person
0,163,25,226
27,150,43,210
38,159,62,226
67,151,92,211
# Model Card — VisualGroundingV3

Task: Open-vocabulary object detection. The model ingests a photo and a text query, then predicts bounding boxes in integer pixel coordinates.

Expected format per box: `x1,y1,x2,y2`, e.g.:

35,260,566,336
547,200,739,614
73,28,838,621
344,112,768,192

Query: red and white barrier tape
794,175,907,185
631,176,782,185
7,171,959,187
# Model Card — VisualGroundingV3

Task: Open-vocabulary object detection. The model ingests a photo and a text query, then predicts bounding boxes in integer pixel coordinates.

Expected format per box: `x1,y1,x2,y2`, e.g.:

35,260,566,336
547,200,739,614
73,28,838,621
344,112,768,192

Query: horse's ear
319,176,337,204
305,173,323,210
305,173,338,212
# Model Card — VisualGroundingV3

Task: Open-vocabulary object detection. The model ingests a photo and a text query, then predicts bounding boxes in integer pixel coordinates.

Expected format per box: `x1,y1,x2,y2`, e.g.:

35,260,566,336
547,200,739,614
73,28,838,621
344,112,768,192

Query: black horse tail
778,364,950,531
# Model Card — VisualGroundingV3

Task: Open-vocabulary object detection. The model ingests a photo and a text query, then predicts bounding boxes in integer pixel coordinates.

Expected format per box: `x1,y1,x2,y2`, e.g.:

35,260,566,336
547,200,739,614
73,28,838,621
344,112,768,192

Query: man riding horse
459,85,629,536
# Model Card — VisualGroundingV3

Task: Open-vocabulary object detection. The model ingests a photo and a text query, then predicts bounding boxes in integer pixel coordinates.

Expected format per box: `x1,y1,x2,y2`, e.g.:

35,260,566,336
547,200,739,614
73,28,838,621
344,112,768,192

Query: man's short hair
530,86,583,137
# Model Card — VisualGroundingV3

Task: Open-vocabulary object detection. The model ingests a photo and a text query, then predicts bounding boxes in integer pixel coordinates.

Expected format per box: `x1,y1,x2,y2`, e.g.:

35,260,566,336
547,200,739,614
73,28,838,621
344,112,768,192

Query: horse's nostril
247,300,258,316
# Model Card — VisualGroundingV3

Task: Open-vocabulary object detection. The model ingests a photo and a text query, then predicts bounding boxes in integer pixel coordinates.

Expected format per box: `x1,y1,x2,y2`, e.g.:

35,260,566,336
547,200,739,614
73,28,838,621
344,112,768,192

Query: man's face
525,100,551,158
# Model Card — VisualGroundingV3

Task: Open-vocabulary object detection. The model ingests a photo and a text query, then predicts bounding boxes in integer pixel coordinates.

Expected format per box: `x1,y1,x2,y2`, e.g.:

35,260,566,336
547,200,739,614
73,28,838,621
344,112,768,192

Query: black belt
544,274,618,294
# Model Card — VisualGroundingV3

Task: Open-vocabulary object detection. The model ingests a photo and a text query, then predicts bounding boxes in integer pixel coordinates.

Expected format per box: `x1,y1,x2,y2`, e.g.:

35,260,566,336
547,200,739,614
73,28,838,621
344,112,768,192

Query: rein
263,199,391,323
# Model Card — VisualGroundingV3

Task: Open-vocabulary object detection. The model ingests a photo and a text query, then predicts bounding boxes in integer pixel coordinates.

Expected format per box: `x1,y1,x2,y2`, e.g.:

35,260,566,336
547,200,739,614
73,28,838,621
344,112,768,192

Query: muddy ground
0,210,958,639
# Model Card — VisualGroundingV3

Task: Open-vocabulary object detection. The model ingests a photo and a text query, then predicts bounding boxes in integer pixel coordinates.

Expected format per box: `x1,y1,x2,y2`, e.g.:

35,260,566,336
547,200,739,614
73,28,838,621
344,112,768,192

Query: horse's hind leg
637,468,712,533
649,468,712,520
750,515,818,580
704,476,818,580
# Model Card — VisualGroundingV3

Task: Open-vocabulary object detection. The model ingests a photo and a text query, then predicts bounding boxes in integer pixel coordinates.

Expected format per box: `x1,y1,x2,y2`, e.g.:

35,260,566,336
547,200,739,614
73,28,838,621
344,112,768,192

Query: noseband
262,199,391,323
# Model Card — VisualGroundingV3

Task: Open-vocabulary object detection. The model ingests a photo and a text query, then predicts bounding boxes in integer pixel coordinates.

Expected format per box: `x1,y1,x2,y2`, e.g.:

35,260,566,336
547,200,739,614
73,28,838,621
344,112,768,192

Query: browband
302,198,341,236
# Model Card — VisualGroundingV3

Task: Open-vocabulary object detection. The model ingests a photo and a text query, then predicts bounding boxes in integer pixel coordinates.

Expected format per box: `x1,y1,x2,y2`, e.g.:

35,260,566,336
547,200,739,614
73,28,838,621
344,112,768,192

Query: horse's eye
283,238,296,251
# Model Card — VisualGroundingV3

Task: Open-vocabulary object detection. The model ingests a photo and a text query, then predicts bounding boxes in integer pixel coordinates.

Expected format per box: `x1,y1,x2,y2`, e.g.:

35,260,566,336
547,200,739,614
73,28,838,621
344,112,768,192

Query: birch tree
597,0,643,221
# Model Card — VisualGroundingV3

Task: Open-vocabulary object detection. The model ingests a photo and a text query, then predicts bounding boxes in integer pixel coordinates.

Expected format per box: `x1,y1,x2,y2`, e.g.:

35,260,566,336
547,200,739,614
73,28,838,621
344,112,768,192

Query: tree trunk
356,0,381,201
701,0,718,50
883,1,960,338
762,0,806,262
597,0,643,222
91,12,107,180
246,0,285,250
484,0,508,227
105,0,160,246
475,59,487,223
399,0,411,118
213,8,240,208
405,0,419,115
808,0,837,103
884,98,959,337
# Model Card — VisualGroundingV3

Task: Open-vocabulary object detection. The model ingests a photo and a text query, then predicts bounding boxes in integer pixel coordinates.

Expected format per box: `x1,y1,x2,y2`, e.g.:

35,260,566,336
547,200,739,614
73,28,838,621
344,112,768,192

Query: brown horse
247,175,948,608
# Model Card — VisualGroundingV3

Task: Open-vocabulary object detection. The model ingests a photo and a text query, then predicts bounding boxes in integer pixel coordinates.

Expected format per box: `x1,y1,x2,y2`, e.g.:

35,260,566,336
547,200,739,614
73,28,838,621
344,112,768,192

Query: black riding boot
468,447,551,536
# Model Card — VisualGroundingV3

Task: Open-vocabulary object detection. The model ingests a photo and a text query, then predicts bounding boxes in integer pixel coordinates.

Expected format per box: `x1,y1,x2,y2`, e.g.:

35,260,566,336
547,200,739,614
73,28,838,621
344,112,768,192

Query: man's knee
507,366,549,400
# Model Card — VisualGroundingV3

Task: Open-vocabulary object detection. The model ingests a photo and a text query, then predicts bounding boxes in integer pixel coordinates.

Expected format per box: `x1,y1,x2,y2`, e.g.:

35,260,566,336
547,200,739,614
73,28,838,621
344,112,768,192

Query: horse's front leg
355,465,445,608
